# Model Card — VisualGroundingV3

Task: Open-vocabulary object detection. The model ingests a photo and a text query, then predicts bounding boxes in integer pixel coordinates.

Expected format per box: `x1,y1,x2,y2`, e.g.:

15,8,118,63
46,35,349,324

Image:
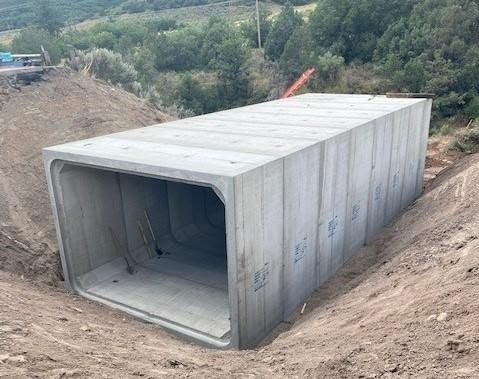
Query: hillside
0,0,122,31
0,151,478,377
0,69,170,284
0,0,243,32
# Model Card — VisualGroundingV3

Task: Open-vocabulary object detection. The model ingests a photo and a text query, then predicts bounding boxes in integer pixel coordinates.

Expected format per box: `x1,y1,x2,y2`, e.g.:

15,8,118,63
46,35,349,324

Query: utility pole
255,0,262,49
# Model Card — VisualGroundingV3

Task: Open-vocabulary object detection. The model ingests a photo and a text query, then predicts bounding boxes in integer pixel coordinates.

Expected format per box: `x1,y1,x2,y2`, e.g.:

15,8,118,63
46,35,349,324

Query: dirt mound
0,69,169,284
0,150,477,377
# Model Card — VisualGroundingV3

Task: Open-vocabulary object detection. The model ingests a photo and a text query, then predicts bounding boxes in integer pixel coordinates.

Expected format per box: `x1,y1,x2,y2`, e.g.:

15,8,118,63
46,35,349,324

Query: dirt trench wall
0,70,169,283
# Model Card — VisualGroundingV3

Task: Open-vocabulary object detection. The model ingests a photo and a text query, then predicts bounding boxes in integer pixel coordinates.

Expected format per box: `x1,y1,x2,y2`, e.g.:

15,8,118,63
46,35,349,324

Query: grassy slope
0,0,126,31
76,0,287,30
0,0,316,35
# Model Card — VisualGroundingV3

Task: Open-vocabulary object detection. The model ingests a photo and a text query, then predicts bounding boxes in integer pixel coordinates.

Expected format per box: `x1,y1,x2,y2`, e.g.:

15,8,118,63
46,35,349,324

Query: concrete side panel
385,107,411,224
400,103,424,209
366,115,394,242
344,123,375,259
318,132,351,285
55,165,127,278
416,100,433,197
283,145,322,317
234,160,284,348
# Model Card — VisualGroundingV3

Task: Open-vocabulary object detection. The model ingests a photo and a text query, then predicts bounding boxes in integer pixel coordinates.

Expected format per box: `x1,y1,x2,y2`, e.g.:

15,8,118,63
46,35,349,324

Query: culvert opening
56,164,230,343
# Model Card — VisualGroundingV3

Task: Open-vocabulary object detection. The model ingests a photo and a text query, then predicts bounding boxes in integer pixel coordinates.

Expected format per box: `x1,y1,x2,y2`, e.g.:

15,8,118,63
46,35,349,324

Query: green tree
309,0,415,62
211,31,251,107
175,74,213,115
271,0,310,4
279,26,313,80
11,27,62,64
465,96,479,119
197,18,251,107
35,0,64,34
91,31,117,50
376,0,479,117
154,28,202,71
240,9,272,48
264,3,303,61
132,47,158,86
201,18,234,67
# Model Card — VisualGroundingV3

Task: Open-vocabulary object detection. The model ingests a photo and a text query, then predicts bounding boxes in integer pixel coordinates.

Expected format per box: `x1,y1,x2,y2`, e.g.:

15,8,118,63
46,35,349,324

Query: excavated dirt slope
0,69,169,284
0,73,477,377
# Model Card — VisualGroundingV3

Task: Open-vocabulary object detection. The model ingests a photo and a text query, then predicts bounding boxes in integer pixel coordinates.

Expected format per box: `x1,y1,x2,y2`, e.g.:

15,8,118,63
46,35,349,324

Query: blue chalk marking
328,216,338,238
374,184,382,201
254,263,270,292
352,203,360,220
294,238,307,263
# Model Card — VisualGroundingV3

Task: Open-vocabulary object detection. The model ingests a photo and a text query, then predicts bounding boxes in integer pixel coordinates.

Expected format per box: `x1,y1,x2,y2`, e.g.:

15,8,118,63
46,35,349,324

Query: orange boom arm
281,67,316,99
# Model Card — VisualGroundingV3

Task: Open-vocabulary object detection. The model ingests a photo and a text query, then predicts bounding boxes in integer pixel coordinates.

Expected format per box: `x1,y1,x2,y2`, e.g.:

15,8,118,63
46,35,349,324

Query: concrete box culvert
44,94,432,349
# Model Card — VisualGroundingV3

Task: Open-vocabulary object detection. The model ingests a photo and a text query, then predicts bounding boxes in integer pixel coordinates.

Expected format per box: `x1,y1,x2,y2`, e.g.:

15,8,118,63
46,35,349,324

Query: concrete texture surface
43,93,432,349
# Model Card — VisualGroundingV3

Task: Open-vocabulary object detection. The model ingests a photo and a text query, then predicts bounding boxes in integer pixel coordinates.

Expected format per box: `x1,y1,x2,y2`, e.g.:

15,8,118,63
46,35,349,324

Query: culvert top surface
44,94,425,178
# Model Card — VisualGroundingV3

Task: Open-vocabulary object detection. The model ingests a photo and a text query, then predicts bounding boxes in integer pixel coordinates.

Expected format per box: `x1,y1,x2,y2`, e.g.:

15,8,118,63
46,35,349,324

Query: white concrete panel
400,103,424,209
318,132,351,284
416,100,433,196
234,161,284,348
385,107,411,224
366,114,394,242
283,145,322,317
344,123,375,259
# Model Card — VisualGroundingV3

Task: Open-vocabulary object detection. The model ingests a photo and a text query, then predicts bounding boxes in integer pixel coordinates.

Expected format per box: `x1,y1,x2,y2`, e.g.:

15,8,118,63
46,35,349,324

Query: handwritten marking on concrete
328,216,338,238
294,238,307,263
352,203,360,220
374,184,382,201
254,263,270,292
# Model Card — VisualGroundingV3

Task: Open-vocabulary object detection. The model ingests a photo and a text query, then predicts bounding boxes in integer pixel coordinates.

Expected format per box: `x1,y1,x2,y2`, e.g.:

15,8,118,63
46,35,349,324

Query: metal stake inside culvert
137,220,153,259
144,209,164,256
109,226,134,275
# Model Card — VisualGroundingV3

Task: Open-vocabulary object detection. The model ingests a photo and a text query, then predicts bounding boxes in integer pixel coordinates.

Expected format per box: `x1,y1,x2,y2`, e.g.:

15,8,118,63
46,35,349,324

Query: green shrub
316,52,344,83
430,123,452,136
465,96,479,119
72,48,141,94
11,27,63,64
121,0,149,13
440,124,452,136
450,127,479,153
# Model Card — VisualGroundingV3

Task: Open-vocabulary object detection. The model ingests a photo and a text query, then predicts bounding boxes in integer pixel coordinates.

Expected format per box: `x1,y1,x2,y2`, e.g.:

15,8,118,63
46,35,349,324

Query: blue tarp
0,52,13,63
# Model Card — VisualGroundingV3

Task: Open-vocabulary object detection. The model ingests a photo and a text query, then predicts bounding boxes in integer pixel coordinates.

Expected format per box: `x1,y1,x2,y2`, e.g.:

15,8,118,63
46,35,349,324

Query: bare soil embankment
0,69,169,284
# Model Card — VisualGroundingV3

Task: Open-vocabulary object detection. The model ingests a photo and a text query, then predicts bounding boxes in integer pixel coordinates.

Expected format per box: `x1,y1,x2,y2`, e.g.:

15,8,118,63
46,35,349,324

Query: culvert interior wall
55,163,230,344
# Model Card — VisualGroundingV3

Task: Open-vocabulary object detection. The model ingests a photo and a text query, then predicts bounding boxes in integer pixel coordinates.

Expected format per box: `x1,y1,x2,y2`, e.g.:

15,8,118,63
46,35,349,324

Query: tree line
4,0,479,122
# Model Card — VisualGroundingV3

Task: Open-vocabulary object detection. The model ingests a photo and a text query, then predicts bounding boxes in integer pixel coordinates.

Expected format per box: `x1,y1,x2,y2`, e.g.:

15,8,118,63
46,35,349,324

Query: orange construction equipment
281,67,316,99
